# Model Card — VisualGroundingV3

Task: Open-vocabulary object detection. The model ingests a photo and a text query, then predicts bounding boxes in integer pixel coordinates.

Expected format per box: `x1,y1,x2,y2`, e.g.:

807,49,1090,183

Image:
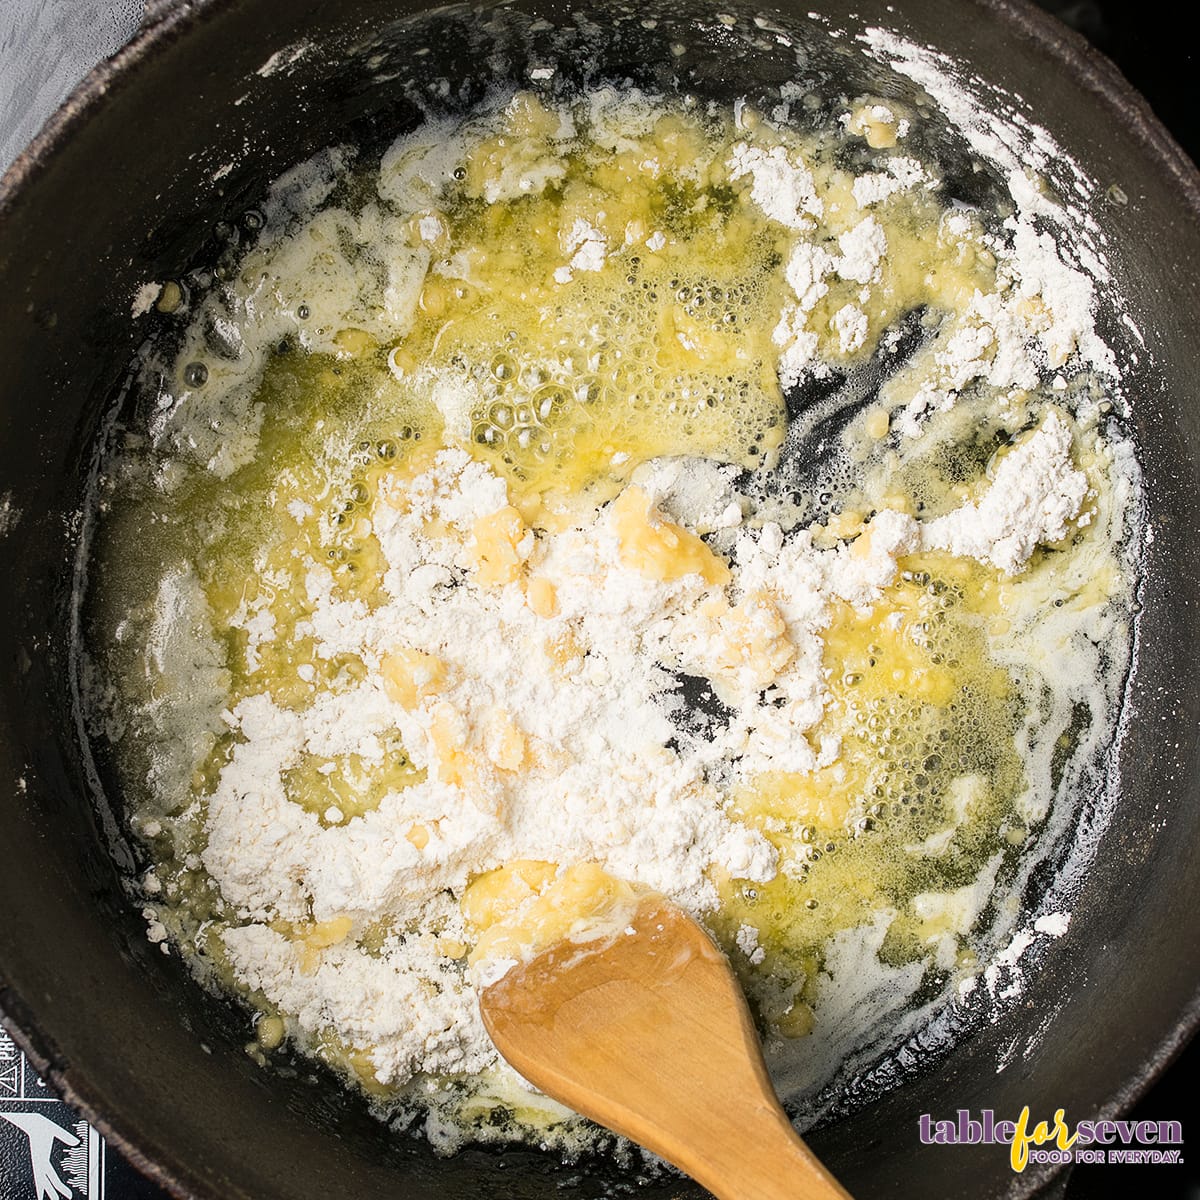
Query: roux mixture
83,82,1136,1154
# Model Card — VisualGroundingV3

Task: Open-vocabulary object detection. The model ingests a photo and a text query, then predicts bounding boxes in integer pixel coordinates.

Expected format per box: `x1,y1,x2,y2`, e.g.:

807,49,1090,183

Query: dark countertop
1,2,1195,1198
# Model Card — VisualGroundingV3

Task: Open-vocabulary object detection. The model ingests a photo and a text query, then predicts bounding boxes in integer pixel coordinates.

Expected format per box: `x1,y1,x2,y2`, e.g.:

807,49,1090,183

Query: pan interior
75,0,1143,1162
2,2,1195,1199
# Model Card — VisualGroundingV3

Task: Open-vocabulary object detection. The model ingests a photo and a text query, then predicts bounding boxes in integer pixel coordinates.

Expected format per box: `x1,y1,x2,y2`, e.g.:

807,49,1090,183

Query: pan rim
1,2,1197,1198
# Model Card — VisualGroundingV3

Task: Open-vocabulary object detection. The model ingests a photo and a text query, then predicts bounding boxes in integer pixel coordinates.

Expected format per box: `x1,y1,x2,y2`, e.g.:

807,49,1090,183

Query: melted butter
361,106,797,527
611,486,731,584
462,861,653,972
713,553,1024,1020
282,743,425,827
121,90,1012,722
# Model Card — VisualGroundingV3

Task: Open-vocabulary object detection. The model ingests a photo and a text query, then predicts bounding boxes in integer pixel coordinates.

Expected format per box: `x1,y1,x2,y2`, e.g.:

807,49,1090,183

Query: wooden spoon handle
672,1094,852,1200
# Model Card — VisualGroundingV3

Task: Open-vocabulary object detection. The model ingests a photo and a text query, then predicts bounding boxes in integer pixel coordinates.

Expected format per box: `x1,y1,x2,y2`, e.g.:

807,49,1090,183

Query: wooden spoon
479,894,854,1200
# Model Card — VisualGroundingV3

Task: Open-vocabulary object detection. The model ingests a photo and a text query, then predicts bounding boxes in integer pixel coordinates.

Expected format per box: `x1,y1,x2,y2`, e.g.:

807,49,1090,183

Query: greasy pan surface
1,0,1198,1197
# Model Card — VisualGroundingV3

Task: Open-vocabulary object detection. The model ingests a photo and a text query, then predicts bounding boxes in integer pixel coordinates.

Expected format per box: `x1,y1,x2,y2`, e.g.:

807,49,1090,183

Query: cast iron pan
1,1,1198,1197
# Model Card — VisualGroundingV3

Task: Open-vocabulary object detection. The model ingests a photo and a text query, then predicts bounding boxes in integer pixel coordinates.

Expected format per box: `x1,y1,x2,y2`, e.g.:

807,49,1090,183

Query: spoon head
479,895,774,1154
479,895,855,1200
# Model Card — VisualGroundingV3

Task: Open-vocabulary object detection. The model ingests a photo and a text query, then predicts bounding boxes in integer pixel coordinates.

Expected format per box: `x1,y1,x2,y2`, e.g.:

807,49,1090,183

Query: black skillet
1,1,1198,1197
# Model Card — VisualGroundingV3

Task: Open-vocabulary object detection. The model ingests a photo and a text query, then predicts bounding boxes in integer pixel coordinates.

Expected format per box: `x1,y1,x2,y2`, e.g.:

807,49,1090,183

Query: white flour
922,411,1090,573
201,440,1087,1088
851,156,930,207
728,142,823,229
729,32,1125,444
861,28,1122,432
